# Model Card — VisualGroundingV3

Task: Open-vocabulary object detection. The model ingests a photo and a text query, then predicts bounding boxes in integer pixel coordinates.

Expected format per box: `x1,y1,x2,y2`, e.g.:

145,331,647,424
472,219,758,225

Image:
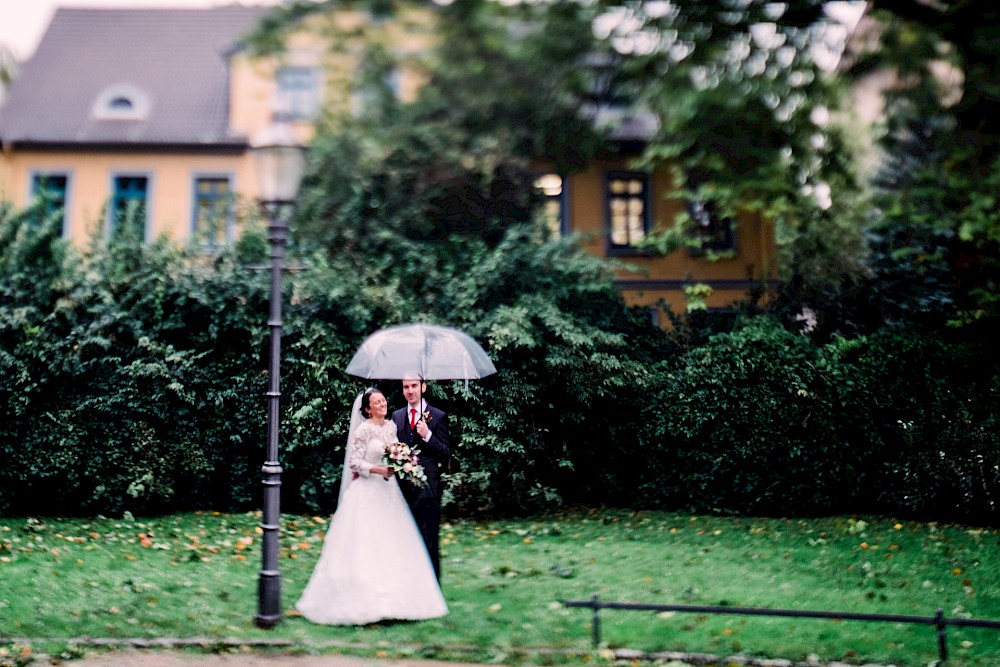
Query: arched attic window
109,97,133,111
92,84,151,120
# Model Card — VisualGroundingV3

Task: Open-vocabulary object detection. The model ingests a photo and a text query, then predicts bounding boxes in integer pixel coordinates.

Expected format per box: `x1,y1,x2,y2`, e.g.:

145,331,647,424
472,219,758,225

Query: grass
2,509,999,666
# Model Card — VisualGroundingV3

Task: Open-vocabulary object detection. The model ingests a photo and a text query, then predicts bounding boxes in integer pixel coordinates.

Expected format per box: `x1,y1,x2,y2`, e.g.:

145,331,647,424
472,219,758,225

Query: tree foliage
250,0,874,294
586,0,871,291
842,0,1000,327
5,0,1000,521
279,0,700,510
637,315,1000,523
2,203,997,522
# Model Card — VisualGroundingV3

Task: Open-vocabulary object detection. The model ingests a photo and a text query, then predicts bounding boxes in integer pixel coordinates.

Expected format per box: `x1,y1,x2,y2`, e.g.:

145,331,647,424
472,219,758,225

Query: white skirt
295,473,448,625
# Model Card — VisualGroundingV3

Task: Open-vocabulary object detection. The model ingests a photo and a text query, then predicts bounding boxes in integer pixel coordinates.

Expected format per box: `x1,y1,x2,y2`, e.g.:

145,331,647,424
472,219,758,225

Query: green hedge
839,330,1000,521
637,317,873,515
637,317,1000,523
0,206,670,517
2,206,998,523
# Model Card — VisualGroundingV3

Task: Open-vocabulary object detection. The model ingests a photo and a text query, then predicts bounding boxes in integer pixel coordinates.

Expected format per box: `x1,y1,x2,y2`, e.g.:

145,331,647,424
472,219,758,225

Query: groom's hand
416,419,430,439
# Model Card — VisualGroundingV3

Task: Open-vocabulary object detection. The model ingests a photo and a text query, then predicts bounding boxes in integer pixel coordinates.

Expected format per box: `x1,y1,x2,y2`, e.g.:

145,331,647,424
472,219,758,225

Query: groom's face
402,379,426,406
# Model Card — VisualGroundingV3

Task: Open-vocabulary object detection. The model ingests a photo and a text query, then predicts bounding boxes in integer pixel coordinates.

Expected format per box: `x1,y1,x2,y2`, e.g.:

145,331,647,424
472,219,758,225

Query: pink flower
383,442,427,487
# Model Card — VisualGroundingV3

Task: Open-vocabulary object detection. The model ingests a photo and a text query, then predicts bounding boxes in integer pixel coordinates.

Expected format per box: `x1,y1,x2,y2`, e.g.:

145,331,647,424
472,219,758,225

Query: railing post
563,597,1000,661
935,607,948,663
592,593,602,648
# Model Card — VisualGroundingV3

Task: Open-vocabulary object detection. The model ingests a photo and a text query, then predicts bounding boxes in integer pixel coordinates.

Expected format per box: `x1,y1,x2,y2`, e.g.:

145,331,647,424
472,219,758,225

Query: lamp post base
254,613,282,629
255,570,282,628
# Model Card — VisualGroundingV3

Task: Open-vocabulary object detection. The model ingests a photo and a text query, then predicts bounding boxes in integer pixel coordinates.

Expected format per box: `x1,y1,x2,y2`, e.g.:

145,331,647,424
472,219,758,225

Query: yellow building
536,152,776,318
0,4,776,320
0,7,281,248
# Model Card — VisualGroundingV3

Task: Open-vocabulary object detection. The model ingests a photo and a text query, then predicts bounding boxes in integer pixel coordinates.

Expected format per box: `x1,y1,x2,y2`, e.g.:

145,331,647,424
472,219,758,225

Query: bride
296,387,448,625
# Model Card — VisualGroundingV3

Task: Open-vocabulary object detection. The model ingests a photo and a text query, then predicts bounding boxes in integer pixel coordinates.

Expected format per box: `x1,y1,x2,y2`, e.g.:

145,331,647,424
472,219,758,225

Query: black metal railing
563,594,1000,663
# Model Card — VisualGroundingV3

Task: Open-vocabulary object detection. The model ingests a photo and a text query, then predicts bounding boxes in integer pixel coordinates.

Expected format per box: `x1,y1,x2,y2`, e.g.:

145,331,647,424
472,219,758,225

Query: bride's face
367,392,388,419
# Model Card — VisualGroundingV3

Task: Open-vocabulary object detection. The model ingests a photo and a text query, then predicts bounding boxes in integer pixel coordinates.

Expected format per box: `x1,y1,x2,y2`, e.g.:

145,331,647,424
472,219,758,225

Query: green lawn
1,510,999,666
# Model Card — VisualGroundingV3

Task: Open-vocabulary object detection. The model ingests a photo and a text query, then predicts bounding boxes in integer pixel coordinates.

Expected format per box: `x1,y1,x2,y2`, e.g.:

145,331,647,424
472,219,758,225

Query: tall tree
860,0,1000,174
590,0,870,293
846,0,1000,327
251,0,872,295
247,0,673,511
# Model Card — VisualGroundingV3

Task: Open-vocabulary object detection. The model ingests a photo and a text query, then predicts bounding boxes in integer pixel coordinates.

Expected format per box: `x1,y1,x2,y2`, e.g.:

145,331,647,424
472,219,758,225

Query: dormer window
92,84,150,120
109,97,133,111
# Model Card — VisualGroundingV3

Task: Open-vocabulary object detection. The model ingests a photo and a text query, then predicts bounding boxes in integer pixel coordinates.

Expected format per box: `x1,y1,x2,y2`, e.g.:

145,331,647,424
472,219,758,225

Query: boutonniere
422,411,432,424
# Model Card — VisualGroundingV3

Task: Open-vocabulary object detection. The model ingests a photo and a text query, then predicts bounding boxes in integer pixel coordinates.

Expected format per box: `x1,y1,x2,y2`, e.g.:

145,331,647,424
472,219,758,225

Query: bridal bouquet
383,442,428,486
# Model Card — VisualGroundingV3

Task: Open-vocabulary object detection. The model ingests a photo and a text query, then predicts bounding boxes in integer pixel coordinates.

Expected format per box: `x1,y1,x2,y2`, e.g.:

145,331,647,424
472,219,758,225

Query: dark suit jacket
392,402,450,501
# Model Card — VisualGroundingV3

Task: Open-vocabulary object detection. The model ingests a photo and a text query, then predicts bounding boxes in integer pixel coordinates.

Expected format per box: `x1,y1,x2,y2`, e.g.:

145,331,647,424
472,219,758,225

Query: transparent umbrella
345,323,497,381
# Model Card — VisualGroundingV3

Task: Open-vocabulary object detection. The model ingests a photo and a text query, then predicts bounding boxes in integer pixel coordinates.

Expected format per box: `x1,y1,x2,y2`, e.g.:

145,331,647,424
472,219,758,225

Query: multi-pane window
277,66,321,120
351,67,402,117
382,68,402,99
688,198,735,253
606,171,648,250
686,169,735,254
192,177,233,250
31,173,69,229
110,175,148,238
534,173,566,239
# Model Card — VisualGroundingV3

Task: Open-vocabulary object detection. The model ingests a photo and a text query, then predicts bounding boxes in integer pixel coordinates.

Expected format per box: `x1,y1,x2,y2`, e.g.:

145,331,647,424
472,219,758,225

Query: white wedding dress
295,418,448,625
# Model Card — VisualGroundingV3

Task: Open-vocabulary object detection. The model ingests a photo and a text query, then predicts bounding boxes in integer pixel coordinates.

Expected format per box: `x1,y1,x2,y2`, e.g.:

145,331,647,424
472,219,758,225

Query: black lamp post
250,116,306,629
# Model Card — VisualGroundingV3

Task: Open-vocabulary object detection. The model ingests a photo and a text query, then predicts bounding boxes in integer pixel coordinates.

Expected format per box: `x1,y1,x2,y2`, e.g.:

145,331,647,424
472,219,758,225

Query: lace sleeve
348,422,375,478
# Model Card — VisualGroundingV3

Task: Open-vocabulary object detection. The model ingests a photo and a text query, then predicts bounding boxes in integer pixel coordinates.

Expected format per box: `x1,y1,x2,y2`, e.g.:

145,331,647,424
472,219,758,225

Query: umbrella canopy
345,323,497,381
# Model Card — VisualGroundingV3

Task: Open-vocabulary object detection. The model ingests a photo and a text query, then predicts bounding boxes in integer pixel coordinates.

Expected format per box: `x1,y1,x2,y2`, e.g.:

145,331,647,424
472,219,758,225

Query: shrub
640,316,879,515
838,329,1000,523
0,201,674,517
2,203,997,523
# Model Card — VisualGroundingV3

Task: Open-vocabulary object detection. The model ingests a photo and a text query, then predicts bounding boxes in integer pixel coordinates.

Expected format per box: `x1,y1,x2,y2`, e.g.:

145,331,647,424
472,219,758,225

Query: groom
393,376,450,581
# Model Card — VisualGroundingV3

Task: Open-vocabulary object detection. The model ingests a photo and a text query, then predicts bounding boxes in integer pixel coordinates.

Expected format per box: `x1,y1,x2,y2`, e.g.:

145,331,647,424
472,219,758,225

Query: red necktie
410,408,416,429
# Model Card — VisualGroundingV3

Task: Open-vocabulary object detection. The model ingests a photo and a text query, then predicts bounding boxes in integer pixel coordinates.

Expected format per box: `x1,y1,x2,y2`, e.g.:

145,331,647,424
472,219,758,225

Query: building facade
0,5,776,320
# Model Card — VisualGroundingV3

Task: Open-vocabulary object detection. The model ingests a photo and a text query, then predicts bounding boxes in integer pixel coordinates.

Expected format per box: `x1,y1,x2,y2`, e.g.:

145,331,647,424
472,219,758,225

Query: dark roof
0,6,271,148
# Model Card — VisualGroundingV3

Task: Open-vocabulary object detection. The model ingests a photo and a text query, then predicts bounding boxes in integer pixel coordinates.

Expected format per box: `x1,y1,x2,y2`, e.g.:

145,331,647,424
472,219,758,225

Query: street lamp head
250,114,307,203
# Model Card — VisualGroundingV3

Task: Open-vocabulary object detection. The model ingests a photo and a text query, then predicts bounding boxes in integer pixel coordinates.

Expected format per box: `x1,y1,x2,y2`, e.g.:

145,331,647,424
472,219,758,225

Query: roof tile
0,6,271,147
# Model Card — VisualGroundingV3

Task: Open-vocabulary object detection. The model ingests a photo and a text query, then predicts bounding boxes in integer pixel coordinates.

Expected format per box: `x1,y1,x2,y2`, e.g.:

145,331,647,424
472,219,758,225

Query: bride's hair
360,387,383,416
